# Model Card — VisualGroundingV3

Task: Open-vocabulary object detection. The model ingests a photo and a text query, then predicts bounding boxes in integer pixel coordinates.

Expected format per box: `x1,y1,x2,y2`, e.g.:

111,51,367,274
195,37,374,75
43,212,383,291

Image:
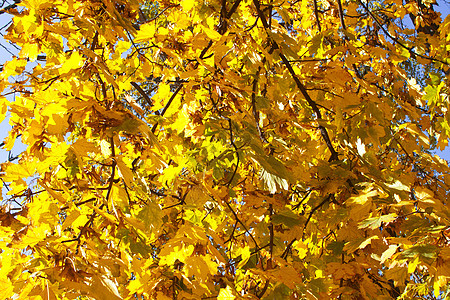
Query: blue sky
0,1,449,164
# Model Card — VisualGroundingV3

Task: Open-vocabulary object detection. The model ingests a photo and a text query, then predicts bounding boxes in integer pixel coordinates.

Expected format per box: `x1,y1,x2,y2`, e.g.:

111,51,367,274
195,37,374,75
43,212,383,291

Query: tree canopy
0,0,449,299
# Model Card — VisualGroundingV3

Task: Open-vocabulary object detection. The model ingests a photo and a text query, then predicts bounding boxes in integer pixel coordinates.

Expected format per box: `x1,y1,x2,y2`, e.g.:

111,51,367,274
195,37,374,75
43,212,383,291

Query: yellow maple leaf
89,275,122,300
184,256,211,282
21,0,49,9
134,23,156,43
408,256,420,273
217,286,235,300
0,277,14,298
60,52,84,74
0,97,7,125
200,25,222,41
293,240,308,259
271,266,303,289
380,245,398,264
20,43,40,62
181,0,195,11
116,156,134,187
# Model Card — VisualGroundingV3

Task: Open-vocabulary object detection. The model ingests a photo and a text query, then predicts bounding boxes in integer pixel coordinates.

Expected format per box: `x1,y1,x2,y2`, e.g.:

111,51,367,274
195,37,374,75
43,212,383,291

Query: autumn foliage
0,0,449,298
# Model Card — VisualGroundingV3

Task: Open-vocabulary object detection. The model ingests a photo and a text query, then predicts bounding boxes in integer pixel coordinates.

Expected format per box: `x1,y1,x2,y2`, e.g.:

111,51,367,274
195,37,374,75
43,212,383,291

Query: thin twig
219,195,259,249
151,84,183,133
60,198,96,211
357,0,448,66
304,194,331,230
313,0,322,31
0,0,20,15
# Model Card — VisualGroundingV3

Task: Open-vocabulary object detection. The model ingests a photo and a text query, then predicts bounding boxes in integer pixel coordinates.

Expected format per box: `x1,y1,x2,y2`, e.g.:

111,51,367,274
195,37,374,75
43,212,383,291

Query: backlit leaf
358,213,397,230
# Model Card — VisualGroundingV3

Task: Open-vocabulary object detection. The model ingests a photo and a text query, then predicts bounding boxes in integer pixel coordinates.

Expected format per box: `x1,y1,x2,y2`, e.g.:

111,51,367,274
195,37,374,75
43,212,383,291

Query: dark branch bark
60,198,96,211
336,0,346,30
151,84,183,133
253,0,339,161
105,137,117,204
131,81,158,113
256,279,270,298
304,194,331,230
0,0,20,15
313,0,322,32
227,0,243,18
220,195,259,249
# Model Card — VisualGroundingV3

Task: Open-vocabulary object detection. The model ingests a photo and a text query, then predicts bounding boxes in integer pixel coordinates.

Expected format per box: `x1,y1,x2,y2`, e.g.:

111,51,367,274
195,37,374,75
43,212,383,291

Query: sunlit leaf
0,0,449,299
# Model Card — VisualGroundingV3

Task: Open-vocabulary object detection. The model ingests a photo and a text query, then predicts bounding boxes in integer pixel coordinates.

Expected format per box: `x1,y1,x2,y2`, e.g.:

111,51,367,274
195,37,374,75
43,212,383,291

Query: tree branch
105,137,117,204
61,138,116,252
336,0,346,30
60,198,96,211
227,0,243,18
253,0,338,161
0,0,20,15
131,82,158,113
151,83,183,133
313,0,322,32
218,195,259,249
357,0,448,66
304,194,331,230
256,279,270,298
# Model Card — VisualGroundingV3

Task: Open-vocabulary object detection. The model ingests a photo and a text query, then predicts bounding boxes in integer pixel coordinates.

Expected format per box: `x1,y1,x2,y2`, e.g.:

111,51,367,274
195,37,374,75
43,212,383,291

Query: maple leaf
0,0,449,299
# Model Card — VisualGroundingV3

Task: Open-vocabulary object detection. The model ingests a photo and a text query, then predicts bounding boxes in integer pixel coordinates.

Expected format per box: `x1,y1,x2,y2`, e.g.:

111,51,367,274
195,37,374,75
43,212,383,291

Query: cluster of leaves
0,0,449,299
